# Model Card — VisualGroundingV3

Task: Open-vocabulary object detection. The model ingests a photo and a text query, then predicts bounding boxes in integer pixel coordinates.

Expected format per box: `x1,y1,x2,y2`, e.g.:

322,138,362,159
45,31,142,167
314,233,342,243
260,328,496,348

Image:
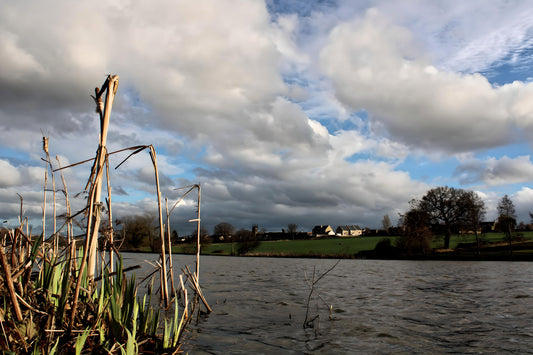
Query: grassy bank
172,232,533,260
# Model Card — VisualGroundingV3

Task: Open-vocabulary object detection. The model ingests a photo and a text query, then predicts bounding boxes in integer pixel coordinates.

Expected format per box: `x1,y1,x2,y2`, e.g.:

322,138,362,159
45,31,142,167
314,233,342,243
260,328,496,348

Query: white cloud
319,8,533,153
0,30,44,81
0,159,45,188
1,0,532,233
513,187,533,223
0,160,21,187
370,0,533,74
455,155,533,186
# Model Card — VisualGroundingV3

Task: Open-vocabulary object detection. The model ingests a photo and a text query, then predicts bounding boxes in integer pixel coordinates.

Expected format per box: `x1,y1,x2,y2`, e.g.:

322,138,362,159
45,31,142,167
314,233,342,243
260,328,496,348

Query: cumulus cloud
319,8,533,153
0,159,45,188
0,160,21,188
513,187,533,223
1,0,532,233
455,155,533,186
370,0,533,74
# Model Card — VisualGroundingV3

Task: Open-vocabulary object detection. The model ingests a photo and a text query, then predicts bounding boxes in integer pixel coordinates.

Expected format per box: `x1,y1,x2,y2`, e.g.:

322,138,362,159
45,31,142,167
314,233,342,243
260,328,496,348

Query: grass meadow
172,231,533,259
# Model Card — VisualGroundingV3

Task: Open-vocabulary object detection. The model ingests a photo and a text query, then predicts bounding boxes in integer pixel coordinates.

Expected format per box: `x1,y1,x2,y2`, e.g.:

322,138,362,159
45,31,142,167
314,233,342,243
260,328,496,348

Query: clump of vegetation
1,75,210,354
0,236,186,353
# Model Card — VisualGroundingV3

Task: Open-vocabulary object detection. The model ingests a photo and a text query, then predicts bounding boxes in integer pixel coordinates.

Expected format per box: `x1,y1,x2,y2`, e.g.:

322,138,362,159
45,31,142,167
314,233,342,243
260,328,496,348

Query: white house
336,225,363,237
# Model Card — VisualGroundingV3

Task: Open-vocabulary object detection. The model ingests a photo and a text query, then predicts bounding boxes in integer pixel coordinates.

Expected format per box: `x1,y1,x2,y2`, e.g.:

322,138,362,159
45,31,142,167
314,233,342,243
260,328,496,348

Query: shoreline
121,249,533,262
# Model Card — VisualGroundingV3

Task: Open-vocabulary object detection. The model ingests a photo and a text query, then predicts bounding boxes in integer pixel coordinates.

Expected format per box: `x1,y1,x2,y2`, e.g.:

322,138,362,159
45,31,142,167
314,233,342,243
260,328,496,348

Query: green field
171,231,533,259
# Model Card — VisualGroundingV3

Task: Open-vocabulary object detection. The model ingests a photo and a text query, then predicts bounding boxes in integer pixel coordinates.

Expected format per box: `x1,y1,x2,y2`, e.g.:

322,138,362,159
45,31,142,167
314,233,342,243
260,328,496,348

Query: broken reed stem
303,266,316,328
183,264,211,313
149,145,169,307
303,260,340,328
52,145,148,173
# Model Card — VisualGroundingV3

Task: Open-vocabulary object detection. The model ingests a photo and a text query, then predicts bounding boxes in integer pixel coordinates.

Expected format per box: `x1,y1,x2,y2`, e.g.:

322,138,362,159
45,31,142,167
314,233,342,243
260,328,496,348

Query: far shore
121,233,533,262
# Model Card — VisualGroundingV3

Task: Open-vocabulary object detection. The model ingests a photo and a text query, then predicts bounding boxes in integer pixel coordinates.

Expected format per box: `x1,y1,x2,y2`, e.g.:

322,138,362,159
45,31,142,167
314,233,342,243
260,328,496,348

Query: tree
397,204,432,255
497,194,516,255
213,222,235,242
381,214,391,234
288,223,298,239
418,186,470,249
121,214,155,250
460,191,486,257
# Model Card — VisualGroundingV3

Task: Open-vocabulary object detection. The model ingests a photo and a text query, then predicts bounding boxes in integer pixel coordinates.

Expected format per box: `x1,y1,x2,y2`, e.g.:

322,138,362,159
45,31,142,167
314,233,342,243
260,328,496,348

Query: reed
0,75,210,353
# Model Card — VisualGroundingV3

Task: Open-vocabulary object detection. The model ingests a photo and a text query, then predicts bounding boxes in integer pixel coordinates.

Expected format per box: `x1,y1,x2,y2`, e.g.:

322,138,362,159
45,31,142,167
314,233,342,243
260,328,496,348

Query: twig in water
303,259,340,330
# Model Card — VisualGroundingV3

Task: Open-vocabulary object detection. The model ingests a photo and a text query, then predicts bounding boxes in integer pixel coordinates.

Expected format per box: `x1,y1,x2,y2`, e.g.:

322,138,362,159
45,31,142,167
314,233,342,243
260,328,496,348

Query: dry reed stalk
87,75,118,281
195,184,201,282
70,75,118,332
148,145,169,307
52,145,148,174
10,228,17,269
165,198,175,295
179,274,188,319
70,186,96,331
41,140,58,253
105,158,114,274
15,195,25,269
165,184,198,297
42,136,48,242
0,245,23,321
56,156,72,244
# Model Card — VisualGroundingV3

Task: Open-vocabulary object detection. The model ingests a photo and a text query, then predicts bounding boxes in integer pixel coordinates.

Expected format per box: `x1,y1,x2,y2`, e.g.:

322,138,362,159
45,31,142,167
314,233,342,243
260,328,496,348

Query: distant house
336,225,363,237
312,225,334,237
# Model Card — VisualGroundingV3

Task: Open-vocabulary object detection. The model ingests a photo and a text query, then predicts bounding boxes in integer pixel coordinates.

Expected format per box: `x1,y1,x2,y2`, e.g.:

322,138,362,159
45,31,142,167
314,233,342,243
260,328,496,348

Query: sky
1,0,533,235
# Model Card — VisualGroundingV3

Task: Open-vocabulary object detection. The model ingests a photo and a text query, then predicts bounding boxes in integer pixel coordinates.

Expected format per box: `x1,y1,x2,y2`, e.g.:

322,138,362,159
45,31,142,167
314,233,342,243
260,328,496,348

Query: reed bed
0,75,209,354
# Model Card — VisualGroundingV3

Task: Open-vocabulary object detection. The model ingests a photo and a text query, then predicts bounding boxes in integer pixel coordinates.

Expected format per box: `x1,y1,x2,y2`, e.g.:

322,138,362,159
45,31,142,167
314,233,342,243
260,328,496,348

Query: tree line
395,186,520,256
115,186,524,256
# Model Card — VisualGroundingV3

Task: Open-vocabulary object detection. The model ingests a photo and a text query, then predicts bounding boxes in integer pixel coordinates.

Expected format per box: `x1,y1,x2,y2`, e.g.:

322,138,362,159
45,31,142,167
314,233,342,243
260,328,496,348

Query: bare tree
461,191,486,257
497,194,516,255
381,214,391,234
288,223,298,239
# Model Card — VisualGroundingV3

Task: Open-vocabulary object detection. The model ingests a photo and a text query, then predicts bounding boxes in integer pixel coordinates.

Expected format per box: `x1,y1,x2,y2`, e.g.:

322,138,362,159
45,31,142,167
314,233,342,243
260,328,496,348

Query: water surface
124,254,533,354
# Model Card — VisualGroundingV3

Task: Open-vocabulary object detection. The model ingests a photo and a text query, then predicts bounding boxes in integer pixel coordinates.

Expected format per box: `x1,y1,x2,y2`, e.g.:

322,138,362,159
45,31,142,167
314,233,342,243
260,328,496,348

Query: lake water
123,254,533,354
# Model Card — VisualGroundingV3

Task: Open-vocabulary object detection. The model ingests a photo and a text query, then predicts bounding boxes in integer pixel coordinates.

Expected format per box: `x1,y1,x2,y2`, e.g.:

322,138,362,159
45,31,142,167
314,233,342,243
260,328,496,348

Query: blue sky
0,0,533,235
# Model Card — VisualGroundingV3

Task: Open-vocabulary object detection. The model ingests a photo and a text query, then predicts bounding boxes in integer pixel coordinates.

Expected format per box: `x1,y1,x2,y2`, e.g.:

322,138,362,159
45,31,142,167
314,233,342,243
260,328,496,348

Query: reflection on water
122,254,533,354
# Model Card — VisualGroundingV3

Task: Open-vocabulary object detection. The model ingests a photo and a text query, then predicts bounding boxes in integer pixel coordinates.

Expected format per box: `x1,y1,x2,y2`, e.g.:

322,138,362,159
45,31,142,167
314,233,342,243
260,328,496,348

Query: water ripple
125,255,533,354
